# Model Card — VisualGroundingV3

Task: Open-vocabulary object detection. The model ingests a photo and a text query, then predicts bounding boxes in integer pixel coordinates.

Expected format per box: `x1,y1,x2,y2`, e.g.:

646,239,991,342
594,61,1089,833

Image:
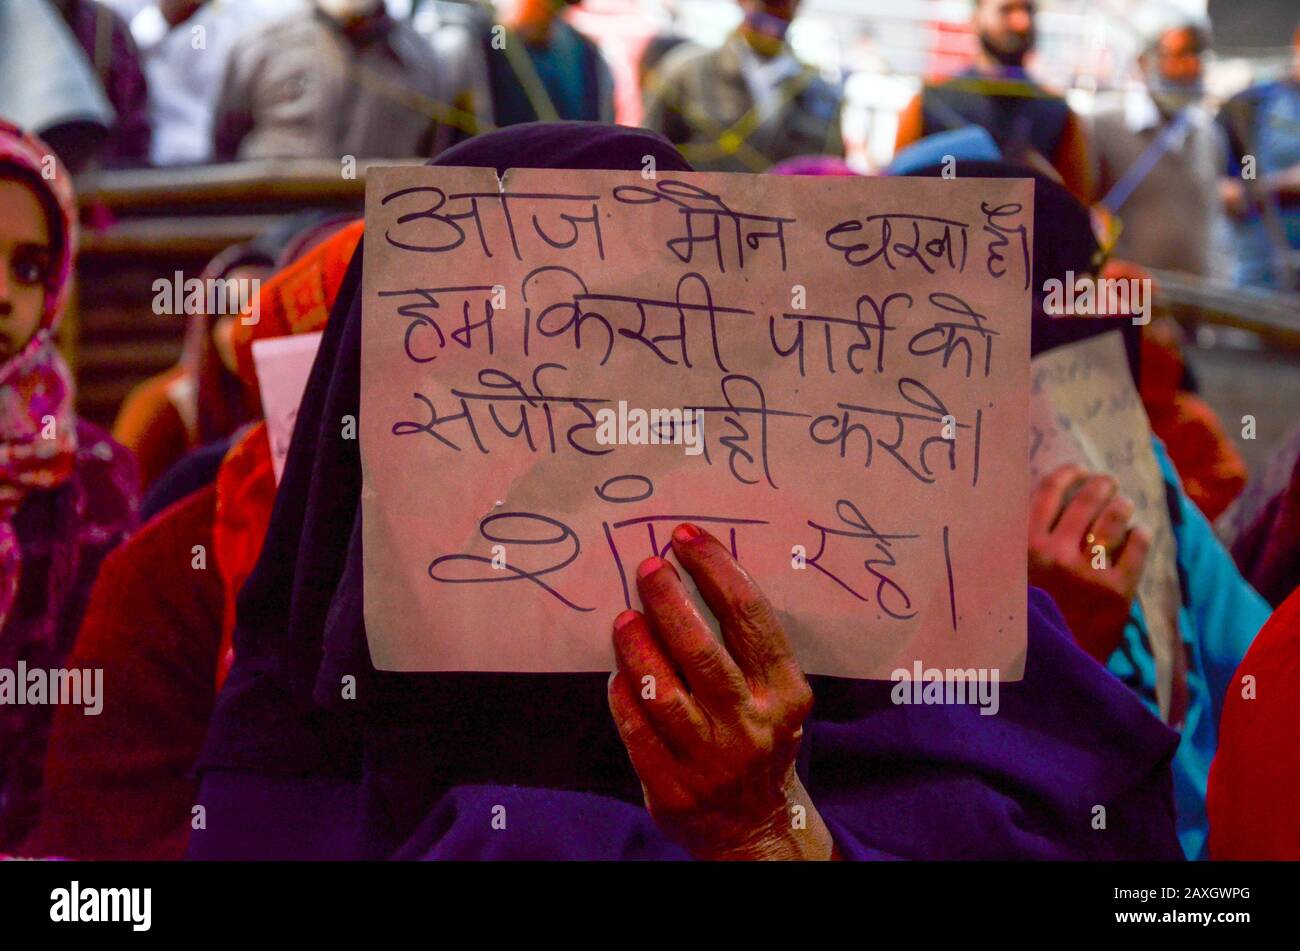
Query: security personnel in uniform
643,0,843,173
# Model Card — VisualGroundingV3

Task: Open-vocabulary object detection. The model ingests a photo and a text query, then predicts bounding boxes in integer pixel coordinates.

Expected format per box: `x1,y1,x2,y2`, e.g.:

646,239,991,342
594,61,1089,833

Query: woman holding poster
183,122,1184,862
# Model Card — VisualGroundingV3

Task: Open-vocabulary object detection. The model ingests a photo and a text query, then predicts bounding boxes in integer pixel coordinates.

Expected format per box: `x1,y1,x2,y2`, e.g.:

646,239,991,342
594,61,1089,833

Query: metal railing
1150,269,1300,351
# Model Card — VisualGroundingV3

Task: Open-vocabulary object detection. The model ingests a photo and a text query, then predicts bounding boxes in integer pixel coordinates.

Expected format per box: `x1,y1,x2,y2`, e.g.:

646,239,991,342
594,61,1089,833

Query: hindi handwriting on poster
360,167,1033,678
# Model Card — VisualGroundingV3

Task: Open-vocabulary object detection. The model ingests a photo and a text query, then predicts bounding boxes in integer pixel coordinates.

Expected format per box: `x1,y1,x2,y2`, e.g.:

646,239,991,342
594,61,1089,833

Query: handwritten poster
252,331,323,485
360,167,1033,678
1029,331,1186,724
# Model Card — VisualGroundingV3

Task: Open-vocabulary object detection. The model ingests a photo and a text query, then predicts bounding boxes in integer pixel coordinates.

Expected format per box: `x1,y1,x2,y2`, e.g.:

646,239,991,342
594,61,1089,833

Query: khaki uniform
643,32,843,173
213,11,459,161
1092,94,1225,276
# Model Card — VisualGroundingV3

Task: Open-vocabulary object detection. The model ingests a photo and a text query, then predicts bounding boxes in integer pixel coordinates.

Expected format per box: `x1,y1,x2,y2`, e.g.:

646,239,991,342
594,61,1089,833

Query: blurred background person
894,0,1092,203
50,0,152,166
409,0,496,139
129,0,302,166
478,0,614,128
1088,9,1250,525
1093,9,1223,277
643,0,843,172
0,0,117,172
1219,421,1300,608
110,242,274,489
212,0,460,160
1138,309,1248,523
111,214,346,489
636,26,694,97
1219,23,1300,291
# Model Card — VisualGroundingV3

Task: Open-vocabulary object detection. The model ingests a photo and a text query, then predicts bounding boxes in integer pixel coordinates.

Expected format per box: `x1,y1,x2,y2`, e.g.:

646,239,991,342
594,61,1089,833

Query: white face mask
315,0,382,21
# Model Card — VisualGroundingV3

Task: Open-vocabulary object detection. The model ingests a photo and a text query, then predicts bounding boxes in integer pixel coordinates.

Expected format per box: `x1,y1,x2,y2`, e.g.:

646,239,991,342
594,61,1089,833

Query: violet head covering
192,122,1182,860
769,156,858,177
901,158,1142,375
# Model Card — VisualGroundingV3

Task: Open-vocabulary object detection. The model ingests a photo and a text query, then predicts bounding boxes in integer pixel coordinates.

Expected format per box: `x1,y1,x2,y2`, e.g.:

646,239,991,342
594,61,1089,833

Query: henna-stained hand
606,523,835,861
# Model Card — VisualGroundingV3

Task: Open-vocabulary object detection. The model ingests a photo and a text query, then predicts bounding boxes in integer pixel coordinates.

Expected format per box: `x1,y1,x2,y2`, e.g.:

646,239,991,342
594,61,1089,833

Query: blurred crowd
0,0,1299,865
4,0,1298,288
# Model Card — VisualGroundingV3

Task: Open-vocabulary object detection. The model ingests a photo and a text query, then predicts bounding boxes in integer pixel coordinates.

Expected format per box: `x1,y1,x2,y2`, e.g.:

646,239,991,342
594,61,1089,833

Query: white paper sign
1029,331,1186,724
360,166,1035,678
252,331,323,484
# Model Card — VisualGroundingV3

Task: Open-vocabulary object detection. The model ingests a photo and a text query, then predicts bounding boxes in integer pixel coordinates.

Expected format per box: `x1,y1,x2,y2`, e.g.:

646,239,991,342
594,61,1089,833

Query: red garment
22,224,363,858
27,433,278,859
111,367,192,489
232,218,363,396
1139,323,1247,522
1208,585,1300,859
213,423,276,689
25,486,222,860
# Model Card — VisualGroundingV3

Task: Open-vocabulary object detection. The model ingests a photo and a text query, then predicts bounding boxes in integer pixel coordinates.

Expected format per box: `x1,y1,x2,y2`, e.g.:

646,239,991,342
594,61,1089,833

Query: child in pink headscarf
0,119,138,852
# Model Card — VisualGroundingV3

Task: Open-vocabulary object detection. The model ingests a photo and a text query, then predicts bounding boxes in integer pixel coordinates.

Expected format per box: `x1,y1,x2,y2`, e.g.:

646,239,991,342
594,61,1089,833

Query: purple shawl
0,421,138,851
0,121,140,850
1220,423,1300,606
190,122,1183,861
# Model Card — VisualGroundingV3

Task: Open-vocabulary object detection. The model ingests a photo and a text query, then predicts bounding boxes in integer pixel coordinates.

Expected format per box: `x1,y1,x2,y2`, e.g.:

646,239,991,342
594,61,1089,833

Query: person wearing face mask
212,0,462,160
894,0,1092,204
1088,13,1249,526
1091,12,1224,277
643,0,843,173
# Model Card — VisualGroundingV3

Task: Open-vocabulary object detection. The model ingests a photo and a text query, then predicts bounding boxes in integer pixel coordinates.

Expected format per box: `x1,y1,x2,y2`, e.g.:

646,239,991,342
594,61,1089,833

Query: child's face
0,179,53,361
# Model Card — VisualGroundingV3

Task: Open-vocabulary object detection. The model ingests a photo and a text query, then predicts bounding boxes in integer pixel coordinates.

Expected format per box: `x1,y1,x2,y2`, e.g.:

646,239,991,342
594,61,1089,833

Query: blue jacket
1107,440,1270,859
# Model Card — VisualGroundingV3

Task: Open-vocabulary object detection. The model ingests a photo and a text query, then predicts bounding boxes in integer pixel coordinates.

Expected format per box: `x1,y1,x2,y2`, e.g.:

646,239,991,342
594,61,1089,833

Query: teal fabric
526,22,588,121
1106,440,1270,859
484,20,606,127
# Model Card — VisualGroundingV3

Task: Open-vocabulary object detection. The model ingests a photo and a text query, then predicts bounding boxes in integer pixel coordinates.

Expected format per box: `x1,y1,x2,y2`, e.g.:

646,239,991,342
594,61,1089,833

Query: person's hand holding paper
608,523,834,861
1028,464,1151,661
